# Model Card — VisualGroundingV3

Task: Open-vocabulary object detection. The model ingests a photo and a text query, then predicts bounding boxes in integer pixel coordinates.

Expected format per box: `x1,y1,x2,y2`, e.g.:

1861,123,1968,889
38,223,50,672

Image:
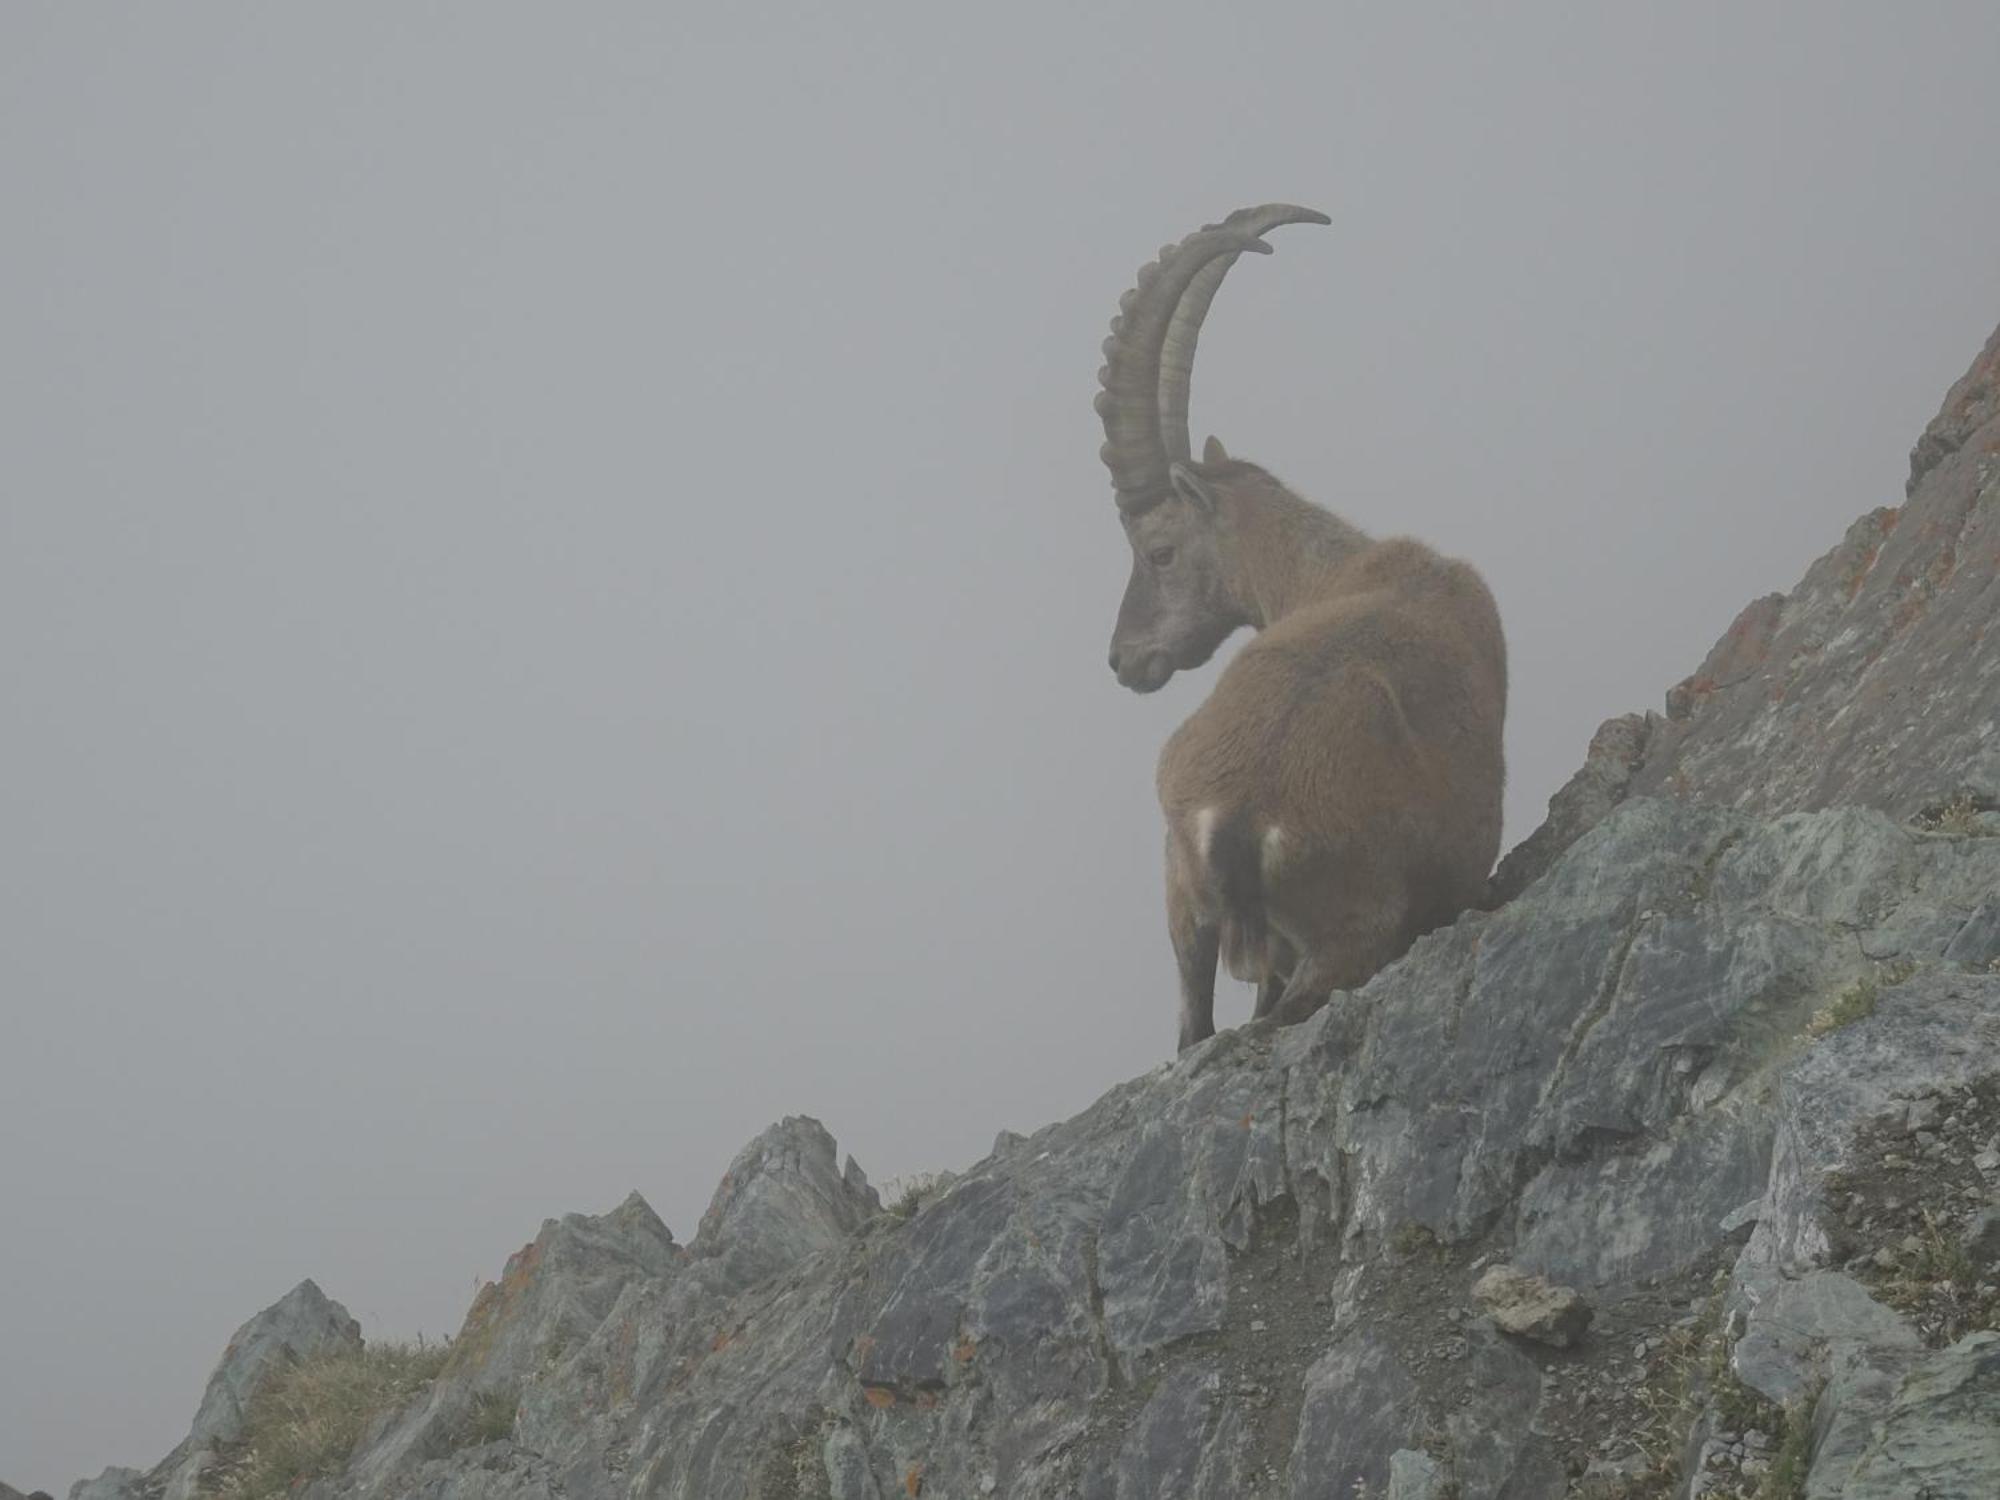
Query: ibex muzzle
1107,459,1247,693
1094,206,1508,1053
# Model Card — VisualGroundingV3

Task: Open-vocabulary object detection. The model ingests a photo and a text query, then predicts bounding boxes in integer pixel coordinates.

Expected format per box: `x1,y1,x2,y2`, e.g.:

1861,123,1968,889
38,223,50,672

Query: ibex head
1094,206,1329,693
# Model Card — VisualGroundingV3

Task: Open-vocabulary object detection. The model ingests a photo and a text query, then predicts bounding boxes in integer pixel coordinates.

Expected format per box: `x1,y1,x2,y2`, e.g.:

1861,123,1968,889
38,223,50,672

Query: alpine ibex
1095,205,1507,1053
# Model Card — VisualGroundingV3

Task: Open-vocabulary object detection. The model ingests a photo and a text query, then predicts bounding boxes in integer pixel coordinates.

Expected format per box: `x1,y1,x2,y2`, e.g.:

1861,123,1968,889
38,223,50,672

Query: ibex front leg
1166,838,1220,1052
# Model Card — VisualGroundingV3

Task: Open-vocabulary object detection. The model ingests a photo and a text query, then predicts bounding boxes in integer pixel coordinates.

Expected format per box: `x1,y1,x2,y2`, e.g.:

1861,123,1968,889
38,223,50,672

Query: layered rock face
1495,320,2000,904
69,327,2000,1500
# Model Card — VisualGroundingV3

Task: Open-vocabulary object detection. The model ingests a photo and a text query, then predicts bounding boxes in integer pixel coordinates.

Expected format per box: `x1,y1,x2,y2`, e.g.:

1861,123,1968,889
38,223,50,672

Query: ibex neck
1229,488,1371,628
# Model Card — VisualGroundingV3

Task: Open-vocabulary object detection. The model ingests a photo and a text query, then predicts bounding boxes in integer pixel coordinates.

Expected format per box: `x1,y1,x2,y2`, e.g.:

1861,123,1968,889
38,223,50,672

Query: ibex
1095,205,1507,1053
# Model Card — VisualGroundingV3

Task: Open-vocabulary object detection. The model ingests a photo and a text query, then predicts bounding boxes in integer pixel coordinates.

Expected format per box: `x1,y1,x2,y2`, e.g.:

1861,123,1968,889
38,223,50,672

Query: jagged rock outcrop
71,1280,363,1500
66,326,2000,1499
1496,321,2000,903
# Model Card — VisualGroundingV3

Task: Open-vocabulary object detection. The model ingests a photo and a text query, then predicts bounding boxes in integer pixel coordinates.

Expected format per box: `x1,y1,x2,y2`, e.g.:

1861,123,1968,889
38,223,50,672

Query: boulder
1471,1265,1593,1348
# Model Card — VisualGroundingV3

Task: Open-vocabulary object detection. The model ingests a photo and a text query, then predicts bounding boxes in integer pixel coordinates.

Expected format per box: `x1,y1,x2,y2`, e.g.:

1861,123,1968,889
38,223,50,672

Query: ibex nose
1108,648,1123,676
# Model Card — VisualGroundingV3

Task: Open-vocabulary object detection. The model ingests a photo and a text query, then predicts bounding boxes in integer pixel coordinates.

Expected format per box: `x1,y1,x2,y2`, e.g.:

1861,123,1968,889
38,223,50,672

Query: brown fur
1121,455,1507,1052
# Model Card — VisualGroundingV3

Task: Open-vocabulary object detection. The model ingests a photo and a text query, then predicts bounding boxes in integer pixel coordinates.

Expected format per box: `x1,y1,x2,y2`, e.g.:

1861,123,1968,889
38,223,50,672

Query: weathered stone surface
345,1189,680,1491
68,798,2000,1500
1287,1336,1422,1498
64,1473,142,1500
693,1115,881,1287
1963,1206,2000,1270
1829,1332,2000,1500
68,1281,365,1500
1385,1448,1449,1500
189,1278,363,1451
1504,322,2000,893
1472,1264,1593,1348
1490,710,1659,905
59,787,1980,1500
1731,1270,1919,1406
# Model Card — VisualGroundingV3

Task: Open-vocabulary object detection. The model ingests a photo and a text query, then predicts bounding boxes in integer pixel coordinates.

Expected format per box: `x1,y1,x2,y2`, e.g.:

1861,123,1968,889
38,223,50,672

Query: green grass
1806,961,1916,1039
204,1341,450,1499
1806,977,1880,1037
1388,1221,1442,1259
882,1170,952,1219
456,1387,520,1447
1754,1384,1820,1500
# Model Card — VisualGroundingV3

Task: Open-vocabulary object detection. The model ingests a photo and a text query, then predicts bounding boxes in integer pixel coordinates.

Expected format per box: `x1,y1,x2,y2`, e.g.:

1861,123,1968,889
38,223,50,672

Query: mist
5,4,1999,1488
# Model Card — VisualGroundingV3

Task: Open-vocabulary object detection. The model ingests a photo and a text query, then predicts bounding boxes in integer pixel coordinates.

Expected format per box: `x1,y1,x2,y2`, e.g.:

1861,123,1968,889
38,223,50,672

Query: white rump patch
1192,806,1219,860
1261,825,1287,874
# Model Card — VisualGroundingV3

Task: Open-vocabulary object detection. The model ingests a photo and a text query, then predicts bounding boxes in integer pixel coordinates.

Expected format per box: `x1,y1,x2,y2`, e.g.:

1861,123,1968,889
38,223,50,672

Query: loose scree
1094,205,1509,1053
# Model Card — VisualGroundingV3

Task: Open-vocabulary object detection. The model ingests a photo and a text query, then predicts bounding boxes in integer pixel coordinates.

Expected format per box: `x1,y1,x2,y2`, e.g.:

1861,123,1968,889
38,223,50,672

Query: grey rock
64,1472,143,1500
111,792,1983,1500
1731,1270,1919,1406
1962,1208,2000,1271
1385,1447,1448,1500
1287,1336,1421,1498
1829,1332,2000,1499
693,1115,881,1286
1807,1340,1924,1500
347,1189,680,1490
1471,1265,1593,1349
186,1279,363,1452
67,1283,362,1500
1490,710,1659,905
1504,322,2000,888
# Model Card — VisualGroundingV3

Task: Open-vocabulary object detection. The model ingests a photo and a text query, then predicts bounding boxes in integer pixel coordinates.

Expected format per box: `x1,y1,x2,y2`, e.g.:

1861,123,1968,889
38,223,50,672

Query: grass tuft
1754,1383,1820,1500
882,1171,953,1219
203,1341,451,1500
1806,962,1916,1039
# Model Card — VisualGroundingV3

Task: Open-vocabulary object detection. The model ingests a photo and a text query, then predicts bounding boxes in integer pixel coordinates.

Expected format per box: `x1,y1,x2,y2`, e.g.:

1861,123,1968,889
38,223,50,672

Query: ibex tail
1208,813,1270,983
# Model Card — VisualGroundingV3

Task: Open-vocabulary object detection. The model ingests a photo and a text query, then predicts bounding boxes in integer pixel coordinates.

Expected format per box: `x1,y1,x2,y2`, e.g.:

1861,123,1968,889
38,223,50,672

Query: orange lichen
863,1385,897,1409
904,1463,925,1495
950,1336,977,1364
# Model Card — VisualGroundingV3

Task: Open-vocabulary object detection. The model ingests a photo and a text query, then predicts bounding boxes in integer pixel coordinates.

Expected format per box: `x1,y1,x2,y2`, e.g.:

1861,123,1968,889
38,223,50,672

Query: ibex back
1094,206,1507,1053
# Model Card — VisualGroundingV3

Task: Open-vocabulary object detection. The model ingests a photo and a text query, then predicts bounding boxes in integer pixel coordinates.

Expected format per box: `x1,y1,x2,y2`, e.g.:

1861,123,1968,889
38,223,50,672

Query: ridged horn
1157,205,1331,471
1095,205,1329,511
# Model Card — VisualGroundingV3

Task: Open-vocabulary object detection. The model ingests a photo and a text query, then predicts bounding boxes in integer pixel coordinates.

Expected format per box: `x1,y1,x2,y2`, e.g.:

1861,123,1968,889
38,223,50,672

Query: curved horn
1095,225,1273,509
1157,204,1331,470
1095,205,1329,510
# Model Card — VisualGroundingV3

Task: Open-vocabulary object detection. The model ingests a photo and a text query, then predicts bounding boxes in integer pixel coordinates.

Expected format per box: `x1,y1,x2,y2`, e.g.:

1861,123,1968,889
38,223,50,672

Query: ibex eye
1149,547,1176,567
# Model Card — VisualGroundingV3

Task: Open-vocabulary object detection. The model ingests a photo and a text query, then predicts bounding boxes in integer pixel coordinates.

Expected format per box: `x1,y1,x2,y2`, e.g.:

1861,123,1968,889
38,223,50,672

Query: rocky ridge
62,325,2000,1499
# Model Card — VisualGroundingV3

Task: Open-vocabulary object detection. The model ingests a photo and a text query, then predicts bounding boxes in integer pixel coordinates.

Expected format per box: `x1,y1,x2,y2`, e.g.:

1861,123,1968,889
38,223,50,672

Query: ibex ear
1168,462,1220,517
1202,435,1229,464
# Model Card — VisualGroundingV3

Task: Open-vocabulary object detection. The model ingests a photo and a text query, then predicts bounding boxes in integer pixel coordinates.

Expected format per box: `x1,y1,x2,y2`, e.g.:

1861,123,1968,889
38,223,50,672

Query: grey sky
5,4,1998,1488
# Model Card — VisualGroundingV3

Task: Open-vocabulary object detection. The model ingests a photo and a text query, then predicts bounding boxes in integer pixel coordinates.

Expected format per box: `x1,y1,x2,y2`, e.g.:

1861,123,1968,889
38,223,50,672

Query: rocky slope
65,325,2000,1500
1494,320,2000,904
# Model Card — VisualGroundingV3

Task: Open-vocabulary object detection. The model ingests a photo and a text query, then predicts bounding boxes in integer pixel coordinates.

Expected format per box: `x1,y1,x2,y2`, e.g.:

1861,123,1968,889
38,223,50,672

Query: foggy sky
6,4,2000,1488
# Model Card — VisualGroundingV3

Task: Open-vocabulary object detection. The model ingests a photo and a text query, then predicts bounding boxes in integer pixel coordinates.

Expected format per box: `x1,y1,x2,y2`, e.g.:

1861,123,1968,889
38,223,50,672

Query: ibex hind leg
1268,900,1407,1028
1250,934,1297,1020
1166,839,1221,1053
